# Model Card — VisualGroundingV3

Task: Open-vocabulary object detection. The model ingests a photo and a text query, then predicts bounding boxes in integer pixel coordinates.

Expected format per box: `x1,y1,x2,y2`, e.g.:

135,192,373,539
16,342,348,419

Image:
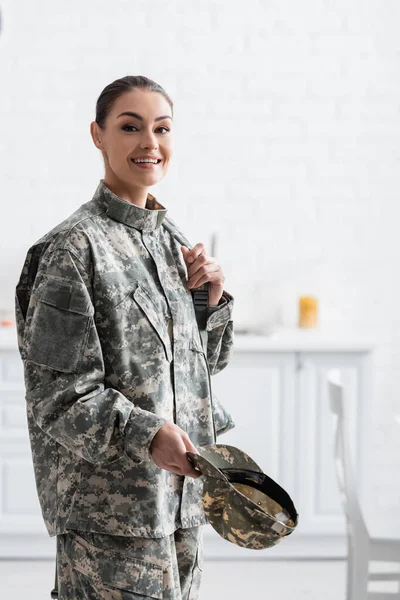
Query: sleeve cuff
212,393,236,437
124,408,168,464
206,291,234,331
208,293,228,310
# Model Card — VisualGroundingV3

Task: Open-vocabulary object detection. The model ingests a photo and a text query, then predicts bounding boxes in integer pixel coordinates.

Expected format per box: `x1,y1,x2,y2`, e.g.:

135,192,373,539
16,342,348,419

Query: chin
149,173,166,185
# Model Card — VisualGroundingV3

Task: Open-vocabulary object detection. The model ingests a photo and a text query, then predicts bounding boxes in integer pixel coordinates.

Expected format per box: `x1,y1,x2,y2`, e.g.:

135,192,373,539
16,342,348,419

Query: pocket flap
189,337,205,354
133,284,172,362
65,534,163,599
33,275,94,316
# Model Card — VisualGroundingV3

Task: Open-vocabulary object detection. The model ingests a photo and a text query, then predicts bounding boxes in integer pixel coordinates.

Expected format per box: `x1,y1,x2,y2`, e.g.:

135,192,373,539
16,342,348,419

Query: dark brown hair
95,75,173,128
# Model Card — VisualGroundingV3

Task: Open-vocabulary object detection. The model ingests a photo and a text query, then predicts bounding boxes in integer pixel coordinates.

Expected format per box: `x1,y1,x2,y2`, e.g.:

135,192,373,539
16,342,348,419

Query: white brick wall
1,0,399,512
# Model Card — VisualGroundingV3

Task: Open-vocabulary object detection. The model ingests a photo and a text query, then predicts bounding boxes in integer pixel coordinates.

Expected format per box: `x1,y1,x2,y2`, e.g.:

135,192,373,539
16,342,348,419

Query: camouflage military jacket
14,180,235,539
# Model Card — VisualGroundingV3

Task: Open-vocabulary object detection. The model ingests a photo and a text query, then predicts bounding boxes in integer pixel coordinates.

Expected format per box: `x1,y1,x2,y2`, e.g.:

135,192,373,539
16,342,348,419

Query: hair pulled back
95,75,173,128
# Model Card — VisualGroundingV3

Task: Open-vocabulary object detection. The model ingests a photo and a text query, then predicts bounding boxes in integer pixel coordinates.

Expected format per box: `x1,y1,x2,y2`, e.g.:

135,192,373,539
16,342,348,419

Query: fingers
168,457,202,478
180,244,221,290
187,264,220,289
180,433,202,478
181,244,212,274
150,422,202,479
180,243,225,297
184,253,219,288
184,243,206,265
188,255,217,279
182,433,198,454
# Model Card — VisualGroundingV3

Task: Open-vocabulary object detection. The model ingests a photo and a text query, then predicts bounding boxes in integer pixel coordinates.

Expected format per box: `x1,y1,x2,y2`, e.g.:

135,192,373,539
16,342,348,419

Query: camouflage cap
187,444,299,550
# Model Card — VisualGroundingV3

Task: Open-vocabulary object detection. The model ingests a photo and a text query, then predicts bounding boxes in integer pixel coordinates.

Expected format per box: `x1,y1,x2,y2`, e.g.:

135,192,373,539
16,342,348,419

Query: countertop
0,325,376,353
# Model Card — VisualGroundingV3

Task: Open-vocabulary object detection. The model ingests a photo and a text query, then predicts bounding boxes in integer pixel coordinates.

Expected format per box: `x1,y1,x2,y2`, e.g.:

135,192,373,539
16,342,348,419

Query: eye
121,125,170,133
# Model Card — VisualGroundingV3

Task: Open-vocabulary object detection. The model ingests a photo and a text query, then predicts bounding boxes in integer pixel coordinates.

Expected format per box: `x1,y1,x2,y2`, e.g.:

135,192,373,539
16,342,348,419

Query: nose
140,128,158,150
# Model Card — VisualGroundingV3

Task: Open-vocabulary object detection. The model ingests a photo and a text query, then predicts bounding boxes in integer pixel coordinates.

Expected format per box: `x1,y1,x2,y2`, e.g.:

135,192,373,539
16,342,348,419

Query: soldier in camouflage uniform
14,76,235,599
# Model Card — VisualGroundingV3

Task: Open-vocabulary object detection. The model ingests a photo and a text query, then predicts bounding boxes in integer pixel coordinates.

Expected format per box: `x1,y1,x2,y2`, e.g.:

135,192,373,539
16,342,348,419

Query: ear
90,121,103,149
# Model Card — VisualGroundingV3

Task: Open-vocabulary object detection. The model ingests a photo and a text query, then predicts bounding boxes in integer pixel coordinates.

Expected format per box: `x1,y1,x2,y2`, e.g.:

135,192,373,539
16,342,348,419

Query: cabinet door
205,351,297,556
295,351,371,535
0,352,46,536
211,351,297,502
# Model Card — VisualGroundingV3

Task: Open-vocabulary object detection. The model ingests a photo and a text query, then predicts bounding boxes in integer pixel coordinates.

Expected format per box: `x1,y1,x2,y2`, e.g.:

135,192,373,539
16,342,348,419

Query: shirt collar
92,179,168,231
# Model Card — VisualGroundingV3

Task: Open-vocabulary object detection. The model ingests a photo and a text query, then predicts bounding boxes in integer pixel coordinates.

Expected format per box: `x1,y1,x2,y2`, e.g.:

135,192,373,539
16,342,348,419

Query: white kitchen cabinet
207,333,374,559
0,328,374,559
0,331,55,558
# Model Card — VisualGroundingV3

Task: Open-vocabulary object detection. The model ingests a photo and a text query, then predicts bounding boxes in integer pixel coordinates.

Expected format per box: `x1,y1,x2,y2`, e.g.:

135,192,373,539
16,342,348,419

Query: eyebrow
116,111,172,122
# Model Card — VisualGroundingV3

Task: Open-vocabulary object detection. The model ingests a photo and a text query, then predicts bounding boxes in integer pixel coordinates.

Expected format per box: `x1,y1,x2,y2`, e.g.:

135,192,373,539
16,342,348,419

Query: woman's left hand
181,243,225,307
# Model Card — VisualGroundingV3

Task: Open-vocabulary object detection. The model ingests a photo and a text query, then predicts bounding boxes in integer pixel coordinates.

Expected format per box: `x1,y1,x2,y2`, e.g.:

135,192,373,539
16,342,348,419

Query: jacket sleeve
205,290,234,376
212,392,236,437
15,244,168,466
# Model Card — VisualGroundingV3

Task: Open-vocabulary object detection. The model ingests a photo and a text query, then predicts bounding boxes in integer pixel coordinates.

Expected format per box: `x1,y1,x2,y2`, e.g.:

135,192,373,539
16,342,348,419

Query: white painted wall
1,0,399,514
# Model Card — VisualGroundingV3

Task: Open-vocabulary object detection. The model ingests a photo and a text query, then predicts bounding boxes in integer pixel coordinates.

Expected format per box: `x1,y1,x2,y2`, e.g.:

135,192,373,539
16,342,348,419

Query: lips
131,158,162,163
130,159,162,169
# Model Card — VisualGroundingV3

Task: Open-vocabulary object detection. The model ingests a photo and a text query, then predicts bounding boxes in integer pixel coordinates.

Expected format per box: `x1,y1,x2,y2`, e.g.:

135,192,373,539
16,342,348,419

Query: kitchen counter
231,328,376,352
0,325,376,352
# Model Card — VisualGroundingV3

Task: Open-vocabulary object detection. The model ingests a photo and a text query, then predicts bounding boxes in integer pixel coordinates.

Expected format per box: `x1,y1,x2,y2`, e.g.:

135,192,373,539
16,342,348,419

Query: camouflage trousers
56,525,204,600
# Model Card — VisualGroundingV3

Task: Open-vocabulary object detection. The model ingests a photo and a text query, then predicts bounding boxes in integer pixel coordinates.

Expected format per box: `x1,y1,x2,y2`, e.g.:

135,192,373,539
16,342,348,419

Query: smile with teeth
132,158,161,164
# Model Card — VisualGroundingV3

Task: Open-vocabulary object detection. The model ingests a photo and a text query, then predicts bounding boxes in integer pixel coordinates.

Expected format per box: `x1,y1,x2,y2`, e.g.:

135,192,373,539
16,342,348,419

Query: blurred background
1,0,400,598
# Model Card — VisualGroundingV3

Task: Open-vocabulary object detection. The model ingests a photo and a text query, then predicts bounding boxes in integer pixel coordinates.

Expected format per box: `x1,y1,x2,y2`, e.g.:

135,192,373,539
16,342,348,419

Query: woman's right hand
150,421,202,478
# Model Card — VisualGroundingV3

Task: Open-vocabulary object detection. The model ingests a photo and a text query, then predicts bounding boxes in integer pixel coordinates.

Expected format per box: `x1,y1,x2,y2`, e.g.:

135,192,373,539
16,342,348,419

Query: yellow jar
298,296,318,328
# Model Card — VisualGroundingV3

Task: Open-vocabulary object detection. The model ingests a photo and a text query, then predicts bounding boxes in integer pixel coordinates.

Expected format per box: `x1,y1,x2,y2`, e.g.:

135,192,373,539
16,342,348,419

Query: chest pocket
22,275,94,373
131,284,173,363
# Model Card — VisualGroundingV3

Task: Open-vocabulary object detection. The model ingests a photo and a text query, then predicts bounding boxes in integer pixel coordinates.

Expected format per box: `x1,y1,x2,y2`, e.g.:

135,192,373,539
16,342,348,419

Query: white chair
328,370,400,599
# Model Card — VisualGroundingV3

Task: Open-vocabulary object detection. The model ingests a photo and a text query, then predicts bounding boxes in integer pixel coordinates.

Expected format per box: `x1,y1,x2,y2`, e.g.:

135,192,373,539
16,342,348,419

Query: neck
103,172,149,209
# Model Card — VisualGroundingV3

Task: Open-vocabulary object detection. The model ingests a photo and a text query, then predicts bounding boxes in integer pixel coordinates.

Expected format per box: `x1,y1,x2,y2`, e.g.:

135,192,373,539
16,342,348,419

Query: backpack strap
50,544,58,598
162,219,209,351
162,220,215,442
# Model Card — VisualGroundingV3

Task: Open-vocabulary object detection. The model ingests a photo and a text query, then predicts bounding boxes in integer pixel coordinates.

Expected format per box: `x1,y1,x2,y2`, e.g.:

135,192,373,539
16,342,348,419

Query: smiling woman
15,74,235,600
90,75,175,209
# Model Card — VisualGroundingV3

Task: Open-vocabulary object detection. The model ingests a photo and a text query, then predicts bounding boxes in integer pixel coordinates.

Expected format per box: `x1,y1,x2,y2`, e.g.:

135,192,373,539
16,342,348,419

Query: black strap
161,219,210,339
50,542,58,598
